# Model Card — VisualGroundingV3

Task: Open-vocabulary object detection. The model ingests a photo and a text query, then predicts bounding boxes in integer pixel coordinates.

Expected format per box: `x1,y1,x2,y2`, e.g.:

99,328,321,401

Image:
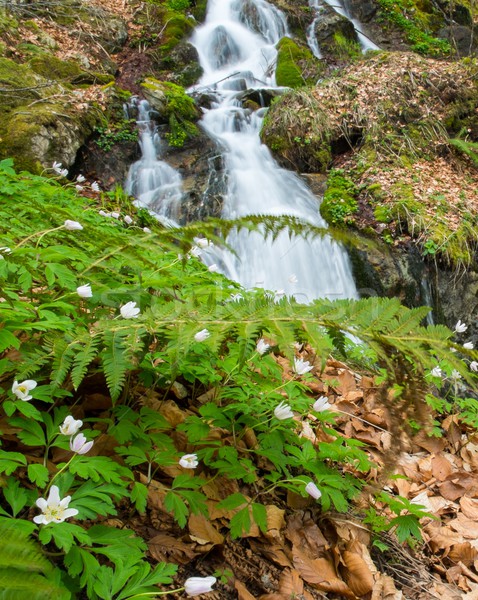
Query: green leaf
27,464,49,488
217,493,248,511
131,482,148,514
251,502,267,534
8,418,45,446
3,478,32,517
229,506,251,539
164,491,189,528
0,450,27,476
38,522,91,553
0,330,20,352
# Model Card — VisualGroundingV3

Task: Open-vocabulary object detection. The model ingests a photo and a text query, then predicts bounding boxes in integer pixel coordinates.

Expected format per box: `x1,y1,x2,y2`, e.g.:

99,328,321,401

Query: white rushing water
190,0,357,302
322,0,379,52
307,0,323,59
125,99,183,227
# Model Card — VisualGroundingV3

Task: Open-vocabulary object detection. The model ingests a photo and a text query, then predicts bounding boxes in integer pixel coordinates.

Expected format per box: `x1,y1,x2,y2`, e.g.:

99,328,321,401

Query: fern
0,520,71,600
71,334,101,389
101,330,134,402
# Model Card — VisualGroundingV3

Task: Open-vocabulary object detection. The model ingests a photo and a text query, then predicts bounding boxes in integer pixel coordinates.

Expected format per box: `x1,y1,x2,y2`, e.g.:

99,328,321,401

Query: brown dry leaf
278,569,303,596
371,574,403,600
342,549,374,596
250,539,293,568
432,453,454,481
234,580,256,600
448,543,478,567
449,514,478,540
461,496,478,520
148,533,199,564
438,474,478,501
427,582,463,600
423,521,464,552
188,513,224,546
292,549,357,599
142,476,167,511
265,505,286,540
285,512,329,555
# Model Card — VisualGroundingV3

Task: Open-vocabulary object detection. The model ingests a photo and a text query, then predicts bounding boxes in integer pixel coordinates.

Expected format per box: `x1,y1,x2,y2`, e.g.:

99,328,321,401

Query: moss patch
320,169,359,225
275,37,324,88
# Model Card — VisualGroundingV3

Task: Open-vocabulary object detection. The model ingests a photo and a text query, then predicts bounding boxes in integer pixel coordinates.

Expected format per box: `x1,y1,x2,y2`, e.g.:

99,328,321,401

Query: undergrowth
0,159,477,598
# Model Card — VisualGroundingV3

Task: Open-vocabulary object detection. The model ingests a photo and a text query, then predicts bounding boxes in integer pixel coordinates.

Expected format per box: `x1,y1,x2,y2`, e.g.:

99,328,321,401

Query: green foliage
0,519,72,600
320,169,359,225
376,0,451,56
95,120,138,152
275,37,322,88
0,158,476,597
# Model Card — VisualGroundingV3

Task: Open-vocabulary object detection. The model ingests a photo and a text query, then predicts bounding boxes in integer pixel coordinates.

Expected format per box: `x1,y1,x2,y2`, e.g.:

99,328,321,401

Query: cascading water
322,0,379,52
125,99,183,226
189,0,357,302
307,0,323,59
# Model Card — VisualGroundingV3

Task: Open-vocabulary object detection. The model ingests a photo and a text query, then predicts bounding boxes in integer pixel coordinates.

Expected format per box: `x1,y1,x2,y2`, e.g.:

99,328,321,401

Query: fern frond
71,334,101,390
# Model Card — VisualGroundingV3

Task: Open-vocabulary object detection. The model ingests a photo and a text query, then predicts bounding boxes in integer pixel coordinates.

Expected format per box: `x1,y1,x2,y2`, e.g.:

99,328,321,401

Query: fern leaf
71,334,101,390
101,330,132,402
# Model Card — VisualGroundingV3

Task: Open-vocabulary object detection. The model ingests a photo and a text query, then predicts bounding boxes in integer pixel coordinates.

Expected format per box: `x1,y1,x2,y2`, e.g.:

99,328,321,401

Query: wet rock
437,25,477,56
312,3,358,55
348,0,377,23
236,86,288,107
153,41,203,87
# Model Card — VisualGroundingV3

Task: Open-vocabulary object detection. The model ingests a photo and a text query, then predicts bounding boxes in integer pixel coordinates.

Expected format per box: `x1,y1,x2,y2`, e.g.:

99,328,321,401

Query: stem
127,588,184,599
15,225,63,249
46,455,76,492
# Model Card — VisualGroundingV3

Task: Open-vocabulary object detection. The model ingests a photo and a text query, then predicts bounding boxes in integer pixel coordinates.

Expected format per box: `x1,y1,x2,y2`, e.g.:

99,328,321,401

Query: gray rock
437,25,477,56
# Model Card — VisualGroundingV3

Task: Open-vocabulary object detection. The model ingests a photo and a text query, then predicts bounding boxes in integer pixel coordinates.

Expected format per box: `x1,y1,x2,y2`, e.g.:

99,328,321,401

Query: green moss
320,169,358,225
329,31,362,61
158,11,195,53
275,37,322,88
0,58,60,110
376,0,451,56
29,55,114,85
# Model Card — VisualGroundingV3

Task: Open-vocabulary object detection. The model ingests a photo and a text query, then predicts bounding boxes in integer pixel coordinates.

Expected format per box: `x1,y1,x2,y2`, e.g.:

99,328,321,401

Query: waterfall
322,0,379,52
307,0,323,59
189,0,357,302
125,99,183,227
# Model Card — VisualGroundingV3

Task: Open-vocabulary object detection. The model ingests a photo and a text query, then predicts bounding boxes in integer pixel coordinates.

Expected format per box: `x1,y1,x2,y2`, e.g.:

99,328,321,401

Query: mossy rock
158,11,196,54
29,54,114,85
141,78,199,121
152,41,203,87
275,37,324,88
320,169,358,225
0,57,62,109
0,101,102,173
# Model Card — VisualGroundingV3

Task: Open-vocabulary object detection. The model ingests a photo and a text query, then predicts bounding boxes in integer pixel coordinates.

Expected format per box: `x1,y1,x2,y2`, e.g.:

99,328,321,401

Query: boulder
437,25,477,56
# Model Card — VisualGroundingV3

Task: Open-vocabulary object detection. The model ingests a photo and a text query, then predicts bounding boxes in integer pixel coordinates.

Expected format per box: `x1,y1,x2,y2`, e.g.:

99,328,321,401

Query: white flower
293,357,313,375
76,284,92,298
430,366,443,378
230,293,243,302
195,237,212,248
63,220,83,231
288,274,298,284
305,481,322,500
33,485,78,525
274,401,294,420
60,415,83,436
75,185,84,191
451,369,462,381
111,212,120,219
184,576,216,597
124,215,133,225
454,320,468,333
120,301,140,319
189,246,202,258
470,361,478,372
208,263,218,273
256,339,270,355
0,246,11,254
99,210,110,217
52,161,63,174
179,454,198,469
12,379,37,401
69,432,94,455
91,182,100,193
313,396,332,412
194,328,210,342
76,174,86,183
463,342,474,350
143,227,152,233
60,168,69,177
